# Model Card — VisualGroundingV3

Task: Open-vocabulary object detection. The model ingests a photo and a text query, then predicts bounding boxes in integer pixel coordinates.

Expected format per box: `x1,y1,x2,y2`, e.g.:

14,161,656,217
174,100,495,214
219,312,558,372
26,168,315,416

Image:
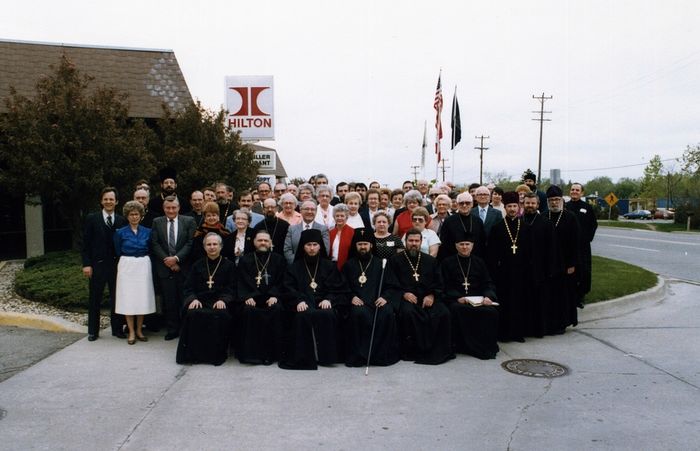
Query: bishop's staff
365,258,387,376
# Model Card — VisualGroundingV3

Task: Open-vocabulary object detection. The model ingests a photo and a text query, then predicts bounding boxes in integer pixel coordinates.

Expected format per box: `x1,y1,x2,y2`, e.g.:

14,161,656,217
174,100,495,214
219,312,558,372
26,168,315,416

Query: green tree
640,155,665,199
0,56,156,249
614,177,641,199
582,176,614,198
151,102,258,195
681,143,700,175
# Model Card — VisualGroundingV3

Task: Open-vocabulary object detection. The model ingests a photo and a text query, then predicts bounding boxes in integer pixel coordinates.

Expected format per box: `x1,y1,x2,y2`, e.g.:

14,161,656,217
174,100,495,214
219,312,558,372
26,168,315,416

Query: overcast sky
2,0,699,188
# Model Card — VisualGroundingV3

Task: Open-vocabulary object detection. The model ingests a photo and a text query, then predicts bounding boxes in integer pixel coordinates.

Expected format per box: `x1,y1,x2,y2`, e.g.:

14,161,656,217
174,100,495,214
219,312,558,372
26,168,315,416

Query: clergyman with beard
234,230,287,365
341,228,399,367
385,228,454,365
279,229,349,370
545,185,580,334
253,197,290,256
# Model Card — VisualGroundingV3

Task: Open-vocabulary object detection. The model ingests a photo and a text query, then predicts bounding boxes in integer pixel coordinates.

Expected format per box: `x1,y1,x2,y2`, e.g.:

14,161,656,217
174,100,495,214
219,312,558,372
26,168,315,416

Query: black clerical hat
158,167,177,183
351,228,375,246
294,228,328,260
502,191,519,205
546,185,563,198
454,230,476,243
523,171,536,182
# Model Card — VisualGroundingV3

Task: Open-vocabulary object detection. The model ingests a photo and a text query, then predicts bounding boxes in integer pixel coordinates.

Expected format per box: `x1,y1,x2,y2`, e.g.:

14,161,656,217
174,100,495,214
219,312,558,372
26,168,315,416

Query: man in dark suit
474,185,503,241
81,187,127,341
283,200,330,264
151,195,197,340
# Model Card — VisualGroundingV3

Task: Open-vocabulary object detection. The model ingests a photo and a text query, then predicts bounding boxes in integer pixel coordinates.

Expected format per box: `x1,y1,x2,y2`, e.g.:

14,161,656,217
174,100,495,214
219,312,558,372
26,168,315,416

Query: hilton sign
225,75,274,140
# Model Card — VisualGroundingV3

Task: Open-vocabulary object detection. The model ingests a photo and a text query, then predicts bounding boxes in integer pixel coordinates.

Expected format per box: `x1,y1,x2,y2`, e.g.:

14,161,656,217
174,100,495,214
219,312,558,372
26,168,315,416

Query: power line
474,135,490,185
554,157,681,173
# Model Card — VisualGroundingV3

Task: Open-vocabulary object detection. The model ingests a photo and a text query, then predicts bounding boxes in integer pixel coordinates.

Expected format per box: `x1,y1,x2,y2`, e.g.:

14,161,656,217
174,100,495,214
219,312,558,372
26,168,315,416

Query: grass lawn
13,251,655,310
586,255,657,303
599,220,698,233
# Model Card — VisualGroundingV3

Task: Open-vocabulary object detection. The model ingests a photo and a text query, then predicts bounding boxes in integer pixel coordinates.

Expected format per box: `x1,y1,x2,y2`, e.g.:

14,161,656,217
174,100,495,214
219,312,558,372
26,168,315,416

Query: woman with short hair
373,212,404,259
329,203,355,270
192,202,235,262
407,207,441,257
315,185,336,229
393,189,427,238
114,200,156,345
231,209,255,263
276,193,302,225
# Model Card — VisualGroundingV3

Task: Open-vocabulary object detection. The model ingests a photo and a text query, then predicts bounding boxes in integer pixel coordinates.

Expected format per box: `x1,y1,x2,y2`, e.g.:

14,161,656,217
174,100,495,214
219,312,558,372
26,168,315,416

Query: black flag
451,90,461,149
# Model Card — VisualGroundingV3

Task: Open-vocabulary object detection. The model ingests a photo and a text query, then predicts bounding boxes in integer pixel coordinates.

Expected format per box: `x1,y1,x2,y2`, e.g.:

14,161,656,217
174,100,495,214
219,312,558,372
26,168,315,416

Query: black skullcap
523,171,536,182
546,185,563,198
502,191,520,205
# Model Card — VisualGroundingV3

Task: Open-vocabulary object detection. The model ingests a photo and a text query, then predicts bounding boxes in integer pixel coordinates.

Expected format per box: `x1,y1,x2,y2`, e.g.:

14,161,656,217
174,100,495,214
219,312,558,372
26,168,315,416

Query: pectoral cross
207,276,214,289
462,278,470,293
255,273,263,287
511,243,518,255
263,271,270,285
412,272,420,282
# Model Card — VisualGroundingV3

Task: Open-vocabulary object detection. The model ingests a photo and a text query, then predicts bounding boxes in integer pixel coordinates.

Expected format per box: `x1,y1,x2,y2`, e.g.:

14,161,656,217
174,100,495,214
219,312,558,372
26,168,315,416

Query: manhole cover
501,359,568,378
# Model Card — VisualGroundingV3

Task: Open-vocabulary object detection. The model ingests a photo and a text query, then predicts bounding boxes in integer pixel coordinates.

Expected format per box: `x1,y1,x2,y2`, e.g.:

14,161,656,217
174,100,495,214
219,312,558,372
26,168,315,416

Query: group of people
81,168,597,369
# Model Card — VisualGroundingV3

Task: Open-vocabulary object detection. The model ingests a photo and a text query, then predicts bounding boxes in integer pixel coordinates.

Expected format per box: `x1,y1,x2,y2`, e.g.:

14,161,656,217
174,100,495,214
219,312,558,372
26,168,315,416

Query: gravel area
0,261,109,328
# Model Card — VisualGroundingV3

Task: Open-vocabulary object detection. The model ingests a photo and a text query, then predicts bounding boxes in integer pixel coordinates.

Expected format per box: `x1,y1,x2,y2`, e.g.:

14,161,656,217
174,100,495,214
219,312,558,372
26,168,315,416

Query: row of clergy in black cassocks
177,219,580,369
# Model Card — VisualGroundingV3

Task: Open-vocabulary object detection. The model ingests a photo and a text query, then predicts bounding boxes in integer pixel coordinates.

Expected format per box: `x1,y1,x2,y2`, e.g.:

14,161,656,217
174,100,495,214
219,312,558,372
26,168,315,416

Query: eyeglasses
458,201,472,206
411,217,425,222
274,189,285,193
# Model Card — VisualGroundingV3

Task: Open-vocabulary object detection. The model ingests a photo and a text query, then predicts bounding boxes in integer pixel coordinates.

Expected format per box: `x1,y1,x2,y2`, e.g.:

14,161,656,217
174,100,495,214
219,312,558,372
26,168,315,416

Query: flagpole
434,69,443,183
451,86,457,182
421,120,427,179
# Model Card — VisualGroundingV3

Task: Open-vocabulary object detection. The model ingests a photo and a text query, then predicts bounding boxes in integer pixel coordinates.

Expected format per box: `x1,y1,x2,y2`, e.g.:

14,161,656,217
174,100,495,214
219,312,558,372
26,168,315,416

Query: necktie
305,223,310,230
168,219,176,255
480,208,486,222
106,215,113,228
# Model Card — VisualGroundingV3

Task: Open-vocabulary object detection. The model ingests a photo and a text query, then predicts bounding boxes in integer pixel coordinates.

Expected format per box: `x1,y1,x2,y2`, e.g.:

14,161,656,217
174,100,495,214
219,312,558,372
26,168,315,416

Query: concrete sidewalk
0,279,698,450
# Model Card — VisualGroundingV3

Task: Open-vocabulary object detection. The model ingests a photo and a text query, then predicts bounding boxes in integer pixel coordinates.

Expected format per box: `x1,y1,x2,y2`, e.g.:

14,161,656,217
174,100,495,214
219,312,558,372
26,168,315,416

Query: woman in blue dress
114,200,156,345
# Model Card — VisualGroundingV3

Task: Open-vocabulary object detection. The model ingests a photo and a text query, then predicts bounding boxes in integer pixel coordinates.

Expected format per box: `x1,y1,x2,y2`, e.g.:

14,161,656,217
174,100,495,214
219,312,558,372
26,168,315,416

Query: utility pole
440,159,450,182
474,135,490,185
410,165,421,183
532,93,552,183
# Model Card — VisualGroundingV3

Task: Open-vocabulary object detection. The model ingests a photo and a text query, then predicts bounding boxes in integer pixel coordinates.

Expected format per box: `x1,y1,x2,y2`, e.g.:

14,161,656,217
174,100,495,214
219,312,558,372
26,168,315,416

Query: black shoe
164,332,179,341
112,331,127,339
88,334,98,342
577,302,585,309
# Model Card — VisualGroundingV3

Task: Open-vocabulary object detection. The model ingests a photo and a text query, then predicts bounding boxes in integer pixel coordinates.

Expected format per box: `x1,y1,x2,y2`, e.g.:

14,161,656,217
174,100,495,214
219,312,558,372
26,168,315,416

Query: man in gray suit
151,195,197,340
283,200,330,264
474,185,503,241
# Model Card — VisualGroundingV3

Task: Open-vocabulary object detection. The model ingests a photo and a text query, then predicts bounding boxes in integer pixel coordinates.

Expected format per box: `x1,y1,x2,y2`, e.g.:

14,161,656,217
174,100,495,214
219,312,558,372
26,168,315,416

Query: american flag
434,73,443,163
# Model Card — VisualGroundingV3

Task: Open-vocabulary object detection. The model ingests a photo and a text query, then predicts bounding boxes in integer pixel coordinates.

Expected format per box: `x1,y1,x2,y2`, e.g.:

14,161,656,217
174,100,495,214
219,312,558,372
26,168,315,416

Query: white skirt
115,256,156,315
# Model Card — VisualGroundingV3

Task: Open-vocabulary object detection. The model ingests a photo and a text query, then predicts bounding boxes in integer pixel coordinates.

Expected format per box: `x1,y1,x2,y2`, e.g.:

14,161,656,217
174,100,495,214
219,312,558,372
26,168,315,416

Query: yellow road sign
604,192,619,207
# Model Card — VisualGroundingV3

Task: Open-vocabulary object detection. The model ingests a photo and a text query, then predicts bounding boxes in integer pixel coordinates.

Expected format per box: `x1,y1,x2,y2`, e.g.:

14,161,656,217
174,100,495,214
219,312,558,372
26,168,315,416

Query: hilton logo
228,86,272,128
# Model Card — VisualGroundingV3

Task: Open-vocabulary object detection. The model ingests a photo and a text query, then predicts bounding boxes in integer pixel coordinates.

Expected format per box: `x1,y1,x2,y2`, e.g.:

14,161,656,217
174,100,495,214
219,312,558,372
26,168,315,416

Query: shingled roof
0,39,193,118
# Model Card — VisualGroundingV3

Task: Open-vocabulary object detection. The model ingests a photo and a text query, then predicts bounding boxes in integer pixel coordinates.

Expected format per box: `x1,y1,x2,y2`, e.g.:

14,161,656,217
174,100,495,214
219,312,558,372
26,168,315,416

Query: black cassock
279,256,349,370
253,217,290,257
385,252,454,365
342,255,399,367
547,209,580,334
441,254,500,360
176,257,235,366
565,199,598,302
234,250,287,364
438,213,486,262
486,217,532,342
522,213,557,338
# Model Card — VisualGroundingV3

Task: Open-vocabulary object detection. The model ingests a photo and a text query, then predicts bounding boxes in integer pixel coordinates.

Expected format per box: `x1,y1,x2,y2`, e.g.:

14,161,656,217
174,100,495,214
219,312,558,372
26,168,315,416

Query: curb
578,276,666,323
0,311,87,334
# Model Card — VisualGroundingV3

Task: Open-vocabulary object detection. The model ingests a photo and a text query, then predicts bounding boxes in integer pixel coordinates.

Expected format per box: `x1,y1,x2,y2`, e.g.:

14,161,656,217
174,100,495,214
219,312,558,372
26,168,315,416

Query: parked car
653,208,675,219
623,209,653,220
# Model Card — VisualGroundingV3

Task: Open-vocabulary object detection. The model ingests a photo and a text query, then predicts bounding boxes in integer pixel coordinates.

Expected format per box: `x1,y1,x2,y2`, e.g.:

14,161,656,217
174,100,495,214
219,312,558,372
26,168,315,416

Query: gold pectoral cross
255,272,262,287
207,276,214,289
511,244,518,255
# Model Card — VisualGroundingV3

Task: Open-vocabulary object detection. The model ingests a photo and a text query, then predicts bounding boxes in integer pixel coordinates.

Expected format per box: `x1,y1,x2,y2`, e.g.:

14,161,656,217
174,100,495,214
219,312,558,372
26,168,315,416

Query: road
592,227,700,282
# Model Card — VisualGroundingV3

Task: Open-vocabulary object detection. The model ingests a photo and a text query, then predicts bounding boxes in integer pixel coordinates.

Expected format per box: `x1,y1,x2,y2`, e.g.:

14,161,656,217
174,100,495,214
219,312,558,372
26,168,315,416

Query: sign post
604,192,619,220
